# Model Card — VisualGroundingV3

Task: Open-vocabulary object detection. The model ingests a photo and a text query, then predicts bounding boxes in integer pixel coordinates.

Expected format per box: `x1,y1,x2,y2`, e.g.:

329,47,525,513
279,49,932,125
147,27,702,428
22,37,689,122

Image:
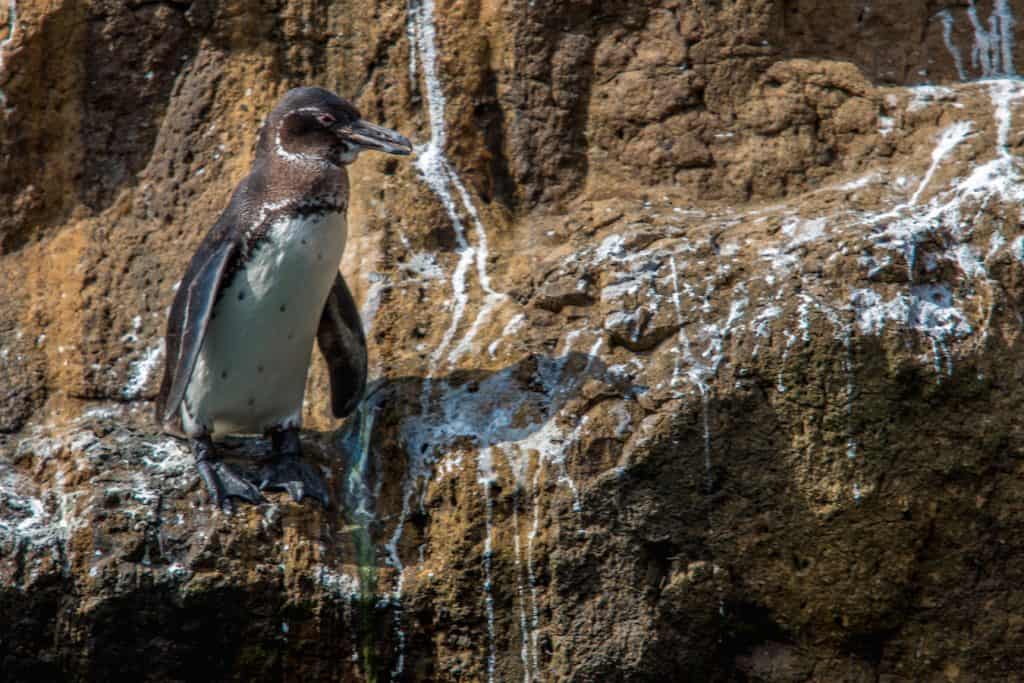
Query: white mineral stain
938,9,968,81
908,121,974,206
123,341,165,399
0,0,17,108
361,273,388,336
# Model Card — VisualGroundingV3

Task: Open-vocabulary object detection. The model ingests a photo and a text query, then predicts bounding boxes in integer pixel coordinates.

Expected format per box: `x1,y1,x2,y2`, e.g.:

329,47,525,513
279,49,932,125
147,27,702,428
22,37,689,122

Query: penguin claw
259,455,331,508
196,459,265,513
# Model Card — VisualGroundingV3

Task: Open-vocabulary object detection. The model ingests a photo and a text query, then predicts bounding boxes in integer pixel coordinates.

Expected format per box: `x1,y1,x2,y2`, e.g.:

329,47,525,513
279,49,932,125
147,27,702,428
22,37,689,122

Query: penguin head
262,87,412,166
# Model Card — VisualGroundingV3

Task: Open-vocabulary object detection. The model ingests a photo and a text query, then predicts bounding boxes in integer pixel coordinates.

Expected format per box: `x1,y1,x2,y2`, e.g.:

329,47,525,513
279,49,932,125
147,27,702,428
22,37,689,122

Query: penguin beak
341,119,413,156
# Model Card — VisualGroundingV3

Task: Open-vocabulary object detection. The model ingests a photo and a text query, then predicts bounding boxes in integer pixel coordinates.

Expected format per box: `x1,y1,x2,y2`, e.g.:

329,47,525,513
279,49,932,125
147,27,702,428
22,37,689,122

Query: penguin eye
317,113,336,127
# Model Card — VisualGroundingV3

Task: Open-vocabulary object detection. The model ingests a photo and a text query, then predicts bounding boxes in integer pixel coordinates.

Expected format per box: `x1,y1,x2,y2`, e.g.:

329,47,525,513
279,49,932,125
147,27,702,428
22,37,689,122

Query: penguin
154,87,412,512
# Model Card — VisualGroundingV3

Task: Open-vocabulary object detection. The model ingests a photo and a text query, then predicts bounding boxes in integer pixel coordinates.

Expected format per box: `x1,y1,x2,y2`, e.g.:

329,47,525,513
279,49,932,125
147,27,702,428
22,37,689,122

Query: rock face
4,0,1024,680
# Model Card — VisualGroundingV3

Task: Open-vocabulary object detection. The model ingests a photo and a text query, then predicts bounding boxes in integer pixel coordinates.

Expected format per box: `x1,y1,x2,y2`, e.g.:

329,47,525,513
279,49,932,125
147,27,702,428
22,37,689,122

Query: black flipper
158,240,236,427
316,273,368,418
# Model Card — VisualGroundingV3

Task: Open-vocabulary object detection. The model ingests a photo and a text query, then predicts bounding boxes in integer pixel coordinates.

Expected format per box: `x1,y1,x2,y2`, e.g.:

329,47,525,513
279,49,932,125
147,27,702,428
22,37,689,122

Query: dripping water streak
668,257,686,390
480,479,498,683
449,167,505,361
384,470,409,681
526,464,542,675
938,10,968,81
348,394,381,526
777,331,796,393
559,418,586,516
966,0,1016,77
344,396,384,671
996,0,1016,76
511,501,532,682
405,0,420,90
451,168,498,297
843,328,858,462
418,158,472,371
968,0,996,76
414,0,447,153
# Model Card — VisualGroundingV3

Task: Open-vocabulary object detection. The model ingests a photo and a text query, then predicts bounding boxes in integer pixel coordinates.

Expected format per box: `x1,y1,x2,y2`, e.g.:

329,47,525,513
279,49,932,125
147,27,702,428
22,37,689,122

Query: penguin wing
156,239,237,427
316,272,368,418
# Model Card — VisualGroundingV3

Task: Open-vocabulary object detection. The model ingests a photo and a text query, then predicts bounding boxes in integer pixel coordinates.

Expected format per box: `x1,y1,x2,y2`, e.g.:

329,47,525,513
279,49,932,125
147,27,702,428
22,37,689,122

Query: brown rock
4,1,1024,681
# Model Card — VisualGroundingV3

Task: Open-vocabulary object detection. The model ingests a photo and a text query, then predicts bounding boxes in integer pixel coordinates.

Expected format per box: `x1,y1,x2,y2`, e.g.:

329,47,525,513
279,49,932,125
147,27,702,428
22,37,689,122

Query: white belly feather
182,212,347,437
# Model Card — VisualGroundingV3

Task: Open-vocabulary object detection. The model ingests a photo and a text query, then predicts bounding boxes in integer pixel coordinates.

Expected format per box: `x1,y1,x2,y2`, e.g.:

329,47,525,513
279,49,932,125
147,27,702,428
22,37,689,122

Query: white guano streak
361,275,388,337
0,0,17,108
668,257,688,391
938,10,968,81
385,2,508,678
938,2,1015,81
479,472,498,683
967,0,1016,77
409,0,503,370
908,121,973,206
124,341,165,399
509,501,532,683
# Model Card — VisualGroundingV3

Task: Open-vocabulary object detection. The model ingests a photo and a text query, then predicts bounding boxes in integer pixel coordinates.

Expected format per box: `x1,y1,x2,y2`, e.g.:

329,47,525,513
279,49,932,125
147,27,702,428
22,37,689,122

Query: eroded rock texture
3,0,1024,681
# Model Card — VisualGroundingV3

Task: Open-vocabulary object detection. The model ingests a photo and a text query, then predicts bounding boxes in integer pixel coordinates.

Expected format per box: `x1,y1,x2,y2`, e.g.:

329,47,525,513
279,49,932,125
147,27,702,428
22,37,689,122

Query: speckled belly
182,212,347,437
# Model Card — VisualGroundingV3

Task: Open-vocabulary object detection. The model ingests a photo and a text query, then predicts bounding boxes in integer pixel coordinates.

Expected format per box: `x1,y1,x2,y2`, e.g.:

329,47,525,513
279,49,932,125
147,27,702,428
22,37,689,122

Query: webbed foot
259,428,330,508
192,436,265,513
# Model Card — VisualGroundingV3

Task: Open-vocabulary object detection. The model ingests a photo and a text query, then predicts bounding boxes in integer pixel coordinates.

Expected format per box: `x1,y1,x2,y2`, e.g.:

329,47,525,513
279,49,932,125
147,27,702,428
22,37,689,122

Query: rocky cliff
3,0,1024,681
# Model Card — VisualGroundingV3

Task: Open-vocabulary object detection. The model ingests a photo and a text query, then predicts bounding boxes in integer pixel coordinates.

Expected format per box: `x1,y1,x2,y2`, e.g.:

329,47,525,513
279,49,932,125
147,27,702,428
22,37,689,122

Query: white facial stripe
275,128,321,166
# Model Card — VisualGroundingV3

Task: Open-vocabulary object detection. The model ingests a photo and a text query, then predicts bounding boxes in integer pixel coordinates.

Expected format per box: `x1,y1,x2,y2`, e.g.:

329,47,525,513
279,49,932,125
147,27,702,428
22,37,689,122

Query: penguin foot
259,455,331,508
192,437,264,513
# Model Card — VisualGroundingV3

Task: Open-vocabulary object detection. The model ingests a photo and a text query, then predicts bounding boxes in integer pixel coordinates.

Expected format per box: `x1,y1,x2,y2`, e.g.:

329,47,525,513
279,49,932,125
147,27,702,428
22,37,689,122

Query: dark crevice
719,600,793,661
473,64,517,211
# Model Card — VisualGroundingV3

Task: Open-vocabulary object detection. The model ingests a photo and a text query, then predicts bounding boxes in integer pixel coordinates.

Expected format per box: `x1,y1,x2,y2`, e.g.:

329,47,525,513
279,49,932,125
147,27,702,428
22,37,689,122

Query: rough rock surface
3,0,1024,681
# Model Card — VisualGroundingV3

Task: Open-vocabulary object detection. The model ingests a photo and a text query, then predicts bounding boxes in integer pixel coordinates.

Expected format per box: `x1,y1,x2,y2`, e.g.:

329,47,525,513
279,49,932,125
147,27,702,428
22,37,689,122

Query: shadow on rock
329,350,618,519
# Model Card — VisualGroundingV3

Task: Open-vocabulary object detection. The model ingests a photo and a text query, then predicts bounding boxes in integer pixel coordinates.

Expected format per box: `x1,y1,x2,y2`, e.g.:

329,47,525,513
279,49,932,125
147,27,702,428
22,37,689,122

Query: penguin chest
183,211,348,436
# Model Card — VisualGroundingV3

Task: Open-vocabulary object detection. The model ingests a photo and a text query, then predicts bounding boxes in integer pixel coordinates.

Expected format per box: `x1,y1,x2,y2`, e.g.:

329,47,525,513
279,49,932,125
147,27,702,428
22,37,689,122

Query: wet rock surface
4,0,1024,681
